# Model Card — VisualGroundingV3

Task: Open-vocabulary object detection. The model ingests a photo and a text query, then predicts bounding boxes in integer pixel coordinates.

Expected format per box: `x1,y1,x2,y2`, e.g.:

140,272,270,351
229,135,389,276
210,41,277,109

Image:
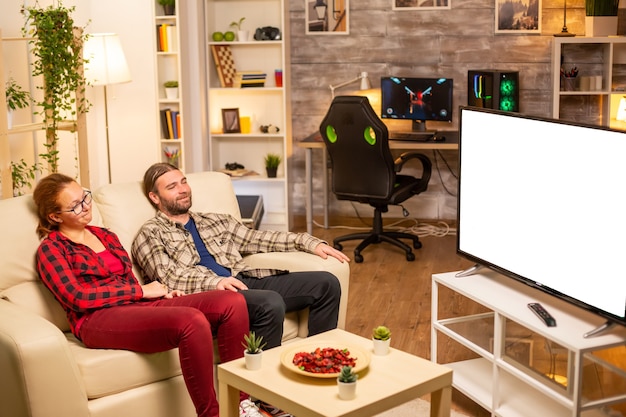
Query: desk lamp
330,72,371,98
83,33,132,183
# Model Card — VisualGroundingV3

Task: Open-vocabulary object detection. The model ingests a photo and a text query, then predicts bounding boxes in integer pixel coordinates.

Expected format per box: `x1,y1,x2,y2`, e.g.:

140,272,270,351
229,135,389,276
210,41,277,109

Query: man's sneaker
258,401,294,417
239,398,263,417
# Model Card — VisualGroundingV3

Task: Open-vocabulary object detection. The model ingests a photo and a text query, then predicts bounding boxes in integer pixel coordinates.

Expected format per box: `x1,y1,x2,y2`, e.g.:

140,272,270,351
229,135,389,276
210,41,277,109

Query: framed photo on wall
495,0,541,34
392,0,450,10
306,0,349,35
222,108,241,133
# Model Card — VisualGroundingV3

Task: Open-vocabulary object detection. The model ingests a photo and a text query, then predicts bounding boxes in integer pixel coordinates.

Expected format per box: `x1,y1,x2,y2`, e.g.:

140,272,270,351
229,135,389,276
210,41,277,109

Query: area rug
374,398,470,417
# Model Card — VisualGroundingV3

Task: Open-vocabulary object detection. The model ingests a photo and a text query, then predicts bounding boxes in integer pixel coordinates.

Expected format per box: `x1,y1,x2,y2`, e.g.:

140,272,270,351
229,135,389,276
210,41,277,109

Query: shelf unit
153,1,186,171
204,0,292,231
0,29,89,199
551,37,626,131
431,270,626,417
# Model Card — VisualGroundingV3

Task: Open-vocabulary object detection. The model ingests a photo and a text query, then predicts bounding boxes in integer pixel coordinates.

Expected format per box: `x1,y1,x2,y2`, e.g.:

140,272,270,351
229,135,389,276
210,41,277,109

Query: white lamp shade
83,33,132,86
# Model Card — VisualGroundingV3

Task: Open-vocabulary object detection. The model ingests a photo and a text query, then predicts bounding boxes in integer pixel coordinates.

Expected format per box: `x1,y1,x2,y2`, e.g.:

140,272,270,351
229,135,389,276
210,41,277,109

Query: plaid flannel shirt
36,226,143,335
131,211,323,293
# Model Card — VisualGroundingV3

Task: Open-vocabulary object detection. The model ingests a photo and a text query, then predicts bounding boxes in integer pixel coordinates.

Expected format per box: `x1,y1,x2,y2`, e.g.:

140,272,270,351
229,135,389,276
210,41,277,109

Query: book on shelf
171,110,179,139
160,108,170,139
176,112,181,138
218,168,259,177
165,109,174,139
233,71,267,88
156,24,177,52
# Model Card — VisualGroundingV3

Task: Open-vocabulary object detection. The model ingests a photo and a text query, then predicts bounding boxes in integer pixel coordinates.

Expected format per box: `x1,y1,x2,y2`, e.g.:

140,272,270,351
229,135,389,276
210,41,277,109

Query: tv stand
412,119,428,132
454,263,484,277
432,270,626,417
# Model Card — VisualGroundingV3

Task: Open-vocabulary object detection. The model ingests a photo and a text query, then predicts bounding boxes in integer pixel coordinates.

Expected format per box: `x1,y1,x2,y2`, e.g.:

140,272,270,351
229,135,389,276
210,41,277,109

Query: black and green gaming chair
319,95,432,263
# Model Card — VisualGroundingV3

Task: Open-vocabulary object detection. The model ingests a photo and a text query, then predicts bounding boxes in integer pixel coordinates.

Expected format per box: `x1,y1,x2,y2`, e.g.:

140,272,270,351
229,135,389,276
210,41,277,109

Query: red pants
79,290,249,417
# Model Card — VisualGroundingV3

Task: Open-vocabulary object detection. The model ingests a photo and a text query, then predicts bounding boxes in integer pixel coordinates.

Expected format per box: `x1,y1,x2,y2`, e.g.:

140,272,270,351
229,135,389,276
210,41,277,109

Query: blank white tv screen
457,107,626,324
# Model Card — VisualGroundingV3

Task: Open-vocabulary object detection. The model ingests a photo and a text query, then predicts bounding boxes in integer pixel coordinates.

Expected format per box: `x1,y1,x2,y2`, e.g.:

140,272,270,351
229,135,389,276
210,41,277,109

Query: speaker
468,70,519,112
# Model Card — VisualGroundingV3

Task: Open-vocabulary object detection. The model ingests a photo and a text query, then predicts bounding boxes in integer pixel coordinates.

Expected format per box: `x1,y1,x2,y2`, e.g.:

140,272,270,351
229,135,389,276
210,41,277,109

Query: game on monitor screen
457,106,626,336
381,77,453,132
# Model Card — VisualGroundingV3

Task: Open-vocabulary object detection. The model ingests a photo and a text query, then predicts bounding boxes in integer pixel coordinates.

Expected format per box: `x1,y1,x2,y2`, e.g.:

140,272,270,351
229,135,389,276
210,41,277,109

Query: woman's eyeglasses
58,191,93,215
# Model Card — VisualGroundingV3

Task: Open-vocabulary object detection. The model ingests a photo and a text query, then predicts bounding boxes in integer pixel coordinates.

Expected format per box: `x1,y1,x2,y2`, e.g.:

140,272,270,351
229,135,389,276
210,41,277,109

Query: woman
33,173,249,417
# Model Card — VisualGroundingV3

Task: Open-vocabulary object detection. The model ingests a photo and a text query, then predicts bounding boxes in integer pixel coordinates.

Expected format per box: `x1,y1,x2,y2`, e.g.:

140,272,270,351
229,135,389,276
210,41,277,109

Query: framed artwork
211,45,237,87
306,0,349,35
392,0,450,10
495,0,541,34
222,108,241,133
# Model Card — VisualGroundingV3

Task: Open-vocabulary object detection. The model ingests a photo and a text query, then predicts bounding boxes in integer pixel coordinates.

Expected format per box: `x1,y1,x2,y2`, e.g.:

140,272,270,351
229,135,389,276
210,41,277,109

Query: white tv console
431,270,626,417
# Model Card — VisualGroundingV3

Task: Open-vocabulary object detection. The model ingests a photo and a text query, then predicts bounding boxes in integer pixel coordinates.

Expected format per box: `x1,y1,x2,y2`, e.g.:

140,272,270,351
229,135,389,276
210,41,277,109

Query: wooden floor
293,216,489,416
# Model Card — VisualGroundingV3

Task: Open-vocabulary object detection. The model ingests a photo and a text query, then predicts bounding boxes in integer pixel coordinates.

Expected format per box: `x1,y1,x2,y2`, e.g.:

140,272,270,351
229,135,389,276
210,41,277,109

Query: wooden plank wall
286,0,625,221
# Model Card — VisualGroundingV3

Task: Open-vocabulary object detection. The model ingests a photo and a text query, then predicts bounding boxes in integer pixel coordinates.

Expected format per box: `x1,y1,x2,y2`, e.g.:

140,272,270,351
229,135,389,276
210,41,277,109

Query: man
131,163,350,351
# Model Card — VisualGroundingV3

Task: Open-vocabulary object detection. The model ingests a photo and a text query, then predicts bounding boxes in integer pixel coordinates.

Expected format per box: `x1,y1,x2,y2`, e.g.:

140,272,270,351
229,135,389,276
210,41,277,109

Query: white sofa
0,171,350,417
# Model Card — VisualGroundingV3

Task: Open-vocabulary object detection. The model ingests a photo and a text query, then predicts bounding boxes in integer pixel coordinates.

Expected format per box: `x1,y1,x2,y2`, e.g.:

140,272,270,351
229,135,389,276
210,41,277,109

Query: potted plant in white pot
242,331,266,370
372,325,391,355
230,17,248,42
5,77,32,130
585,0,619,37
337,366,358,400
164,80,179,99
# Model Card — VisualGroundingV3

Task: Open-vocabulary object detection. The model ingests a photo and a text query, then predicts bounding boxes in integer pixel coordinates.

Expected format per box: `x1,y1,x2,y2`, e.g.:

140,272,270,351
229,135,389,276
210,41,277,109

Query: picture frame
306,0,349,35
392,0,450,10
495,0,541,34
222,108,241,133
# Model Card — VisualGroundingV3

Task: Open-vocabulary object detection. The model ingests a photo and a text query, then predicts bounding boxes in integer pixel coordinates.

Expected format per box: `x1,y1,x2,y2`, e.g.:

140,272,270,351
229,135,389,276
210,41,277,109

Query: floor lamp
83,33,132,183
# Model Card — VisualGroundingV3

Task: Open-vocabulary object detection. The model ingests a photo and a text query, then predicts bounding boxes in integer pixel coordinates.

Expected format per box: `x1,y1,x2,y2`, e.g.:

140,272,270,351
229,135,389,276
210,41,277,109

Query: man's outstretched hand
314,243,350,263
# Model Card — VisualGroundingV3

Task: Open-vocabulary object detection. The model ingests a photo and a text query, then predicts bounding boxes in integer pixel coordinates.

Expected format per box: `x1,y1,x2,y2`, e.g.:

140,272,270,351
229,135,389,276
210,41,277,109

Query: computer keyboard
390,131,436,141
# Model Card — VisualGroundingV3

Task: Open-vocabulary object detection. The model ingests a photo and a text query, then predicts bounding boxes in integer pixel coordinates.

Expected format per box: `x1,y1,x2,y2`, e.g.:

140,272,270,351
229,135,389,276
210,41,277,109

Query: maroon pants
79,291,249,417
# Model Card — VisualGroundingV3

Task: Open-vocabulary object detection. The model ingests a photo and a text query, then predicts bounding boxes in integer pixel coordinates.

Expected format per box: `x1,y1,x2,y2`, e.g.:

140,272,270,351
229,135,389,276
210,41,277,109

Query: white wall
1,0,159,189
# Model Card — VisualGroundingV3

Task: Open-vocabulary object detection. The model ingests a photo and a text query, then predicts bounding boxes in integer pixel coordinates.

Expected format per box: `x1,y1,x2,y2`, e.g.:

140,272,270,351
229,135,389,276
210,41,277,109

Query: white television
457,106,626,336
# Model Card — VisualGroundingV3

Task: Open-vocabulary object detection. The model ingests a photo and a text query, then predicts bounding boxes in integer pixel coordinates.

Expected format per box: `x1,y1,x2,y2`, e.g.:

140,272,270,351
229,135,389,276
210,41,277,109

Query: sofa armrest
242,252,350,332
0,299,88,417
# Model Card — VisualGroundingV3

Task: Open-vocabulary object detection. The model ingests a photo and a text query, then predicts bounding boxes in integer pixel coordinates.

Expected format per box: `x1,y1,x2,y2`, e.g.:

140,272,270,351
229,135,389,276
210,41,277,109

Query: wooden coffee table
217,329,452,417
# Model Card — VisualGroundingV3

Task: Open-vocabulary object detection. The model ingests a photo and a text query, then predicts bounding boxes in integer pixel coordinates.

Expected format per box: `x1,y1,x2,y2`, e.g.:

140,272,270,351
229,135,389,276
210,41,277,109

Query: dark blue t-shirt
185,217,231,277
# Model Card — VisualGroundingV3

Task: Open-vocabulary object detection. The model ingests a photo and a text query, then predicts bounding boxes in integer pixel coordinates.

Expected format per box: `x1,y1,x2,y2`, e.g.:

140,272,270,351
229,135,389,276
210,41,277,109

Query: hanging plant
21,1,89,173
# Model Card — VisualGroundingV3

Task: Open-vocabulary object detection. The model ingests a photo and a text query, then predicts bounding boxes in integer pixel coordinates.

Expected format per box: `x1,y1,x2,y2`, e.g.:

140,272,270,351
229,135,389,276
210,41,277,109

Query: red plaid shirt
36,226,143,336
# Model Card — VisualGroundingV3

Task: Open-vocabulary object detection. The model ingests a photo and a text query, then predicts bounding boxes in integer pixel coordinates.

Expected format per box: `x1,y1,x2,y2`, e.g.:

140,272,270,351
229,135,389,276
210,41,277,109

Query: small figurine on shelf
164,147,180,168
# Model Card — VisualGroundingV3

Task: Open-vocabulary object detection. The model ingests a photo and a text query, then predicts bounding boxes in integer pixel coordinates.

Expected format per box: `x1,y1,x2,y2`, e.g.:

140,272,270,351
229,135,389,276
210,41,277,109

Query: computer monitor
381,76,453,132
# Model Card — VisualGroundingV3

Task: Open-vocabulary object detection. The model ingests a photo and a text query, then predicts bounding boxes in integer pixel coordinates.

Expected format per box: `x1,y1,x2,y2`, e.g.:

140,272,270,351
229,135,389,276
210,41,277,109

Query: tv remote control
528,303,556,327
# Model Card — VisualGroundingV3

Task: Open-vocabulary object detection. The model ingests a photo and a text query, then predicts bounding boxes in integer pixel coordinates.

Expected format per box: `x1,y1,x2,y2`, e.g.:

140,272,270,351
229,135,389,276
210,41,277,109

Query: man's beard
162,193,192,216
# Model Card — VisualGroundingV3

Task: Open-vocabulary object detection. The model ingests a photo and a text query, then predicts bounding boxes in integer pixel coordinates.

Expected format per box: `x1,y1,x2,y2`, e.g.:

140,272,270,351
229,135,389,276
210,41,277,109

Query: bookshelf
153,0,185,171
204,0,292,231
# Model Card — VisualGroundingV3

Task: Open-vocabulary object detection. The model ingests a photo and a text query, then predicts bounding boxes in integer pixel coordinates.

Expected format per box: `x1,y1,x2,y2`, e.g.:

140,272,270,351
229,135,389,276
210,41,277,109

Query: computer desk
297,131,459,234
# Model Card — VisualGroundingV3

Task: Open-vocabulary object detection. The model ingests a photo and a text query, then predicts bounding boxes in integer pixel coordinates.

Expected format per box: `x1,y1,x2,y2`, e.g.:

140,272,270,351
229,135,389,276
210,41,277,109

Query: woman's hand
141,281,184,299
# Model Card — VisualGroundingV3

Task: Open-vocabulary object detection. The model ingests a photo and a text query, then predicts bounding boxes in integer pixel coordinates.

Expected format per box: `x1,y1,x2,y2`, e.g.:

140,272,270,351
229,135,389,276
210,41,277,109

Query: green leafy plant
264,153,281,169
338,366,357,383
5,78,32,111
158,0,175,5
22,1,89,173
372,325,391,341
164,80,179,88
230,17,246,31
585,0,619,15
11,159,42,196
242,331,267,354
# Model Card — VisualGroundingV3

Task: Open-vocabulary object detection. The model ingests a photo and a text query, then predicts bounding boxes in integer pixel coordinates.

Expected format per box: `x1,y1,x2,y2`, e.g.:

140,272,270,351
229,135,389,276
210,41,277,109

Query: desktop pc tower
467,70,519,112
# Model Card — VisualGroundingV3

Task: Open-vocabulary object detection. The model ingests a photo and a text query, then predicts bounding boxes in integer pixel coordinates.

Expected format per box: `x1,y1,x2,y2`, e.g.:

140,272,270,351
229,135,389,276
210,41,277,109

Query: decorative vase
165,87,178,100
372,338,390,356
585,16,618,37
238,30,249,42
266,167,277,178
244,350,262,370
337,379,357,400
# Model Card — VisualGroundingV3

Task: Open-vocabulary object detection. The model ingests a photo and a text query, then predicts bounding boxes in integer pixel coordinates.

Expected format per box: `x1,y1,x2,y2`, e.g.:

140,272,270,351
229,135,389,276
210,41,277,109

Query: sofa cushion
1,282,70,332
67,335,182,399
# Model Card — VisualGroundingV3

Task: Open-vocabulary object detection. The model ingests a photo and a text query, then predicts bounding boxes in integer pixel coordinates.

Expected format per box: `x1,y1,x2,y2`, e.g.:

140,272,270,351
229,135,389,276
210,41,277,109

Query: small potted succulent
163,80,179,99
264,153,281,178
242,331,266,370
337,365,358,400
5,77,32,129
372,325,391,355
230,17,248,42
